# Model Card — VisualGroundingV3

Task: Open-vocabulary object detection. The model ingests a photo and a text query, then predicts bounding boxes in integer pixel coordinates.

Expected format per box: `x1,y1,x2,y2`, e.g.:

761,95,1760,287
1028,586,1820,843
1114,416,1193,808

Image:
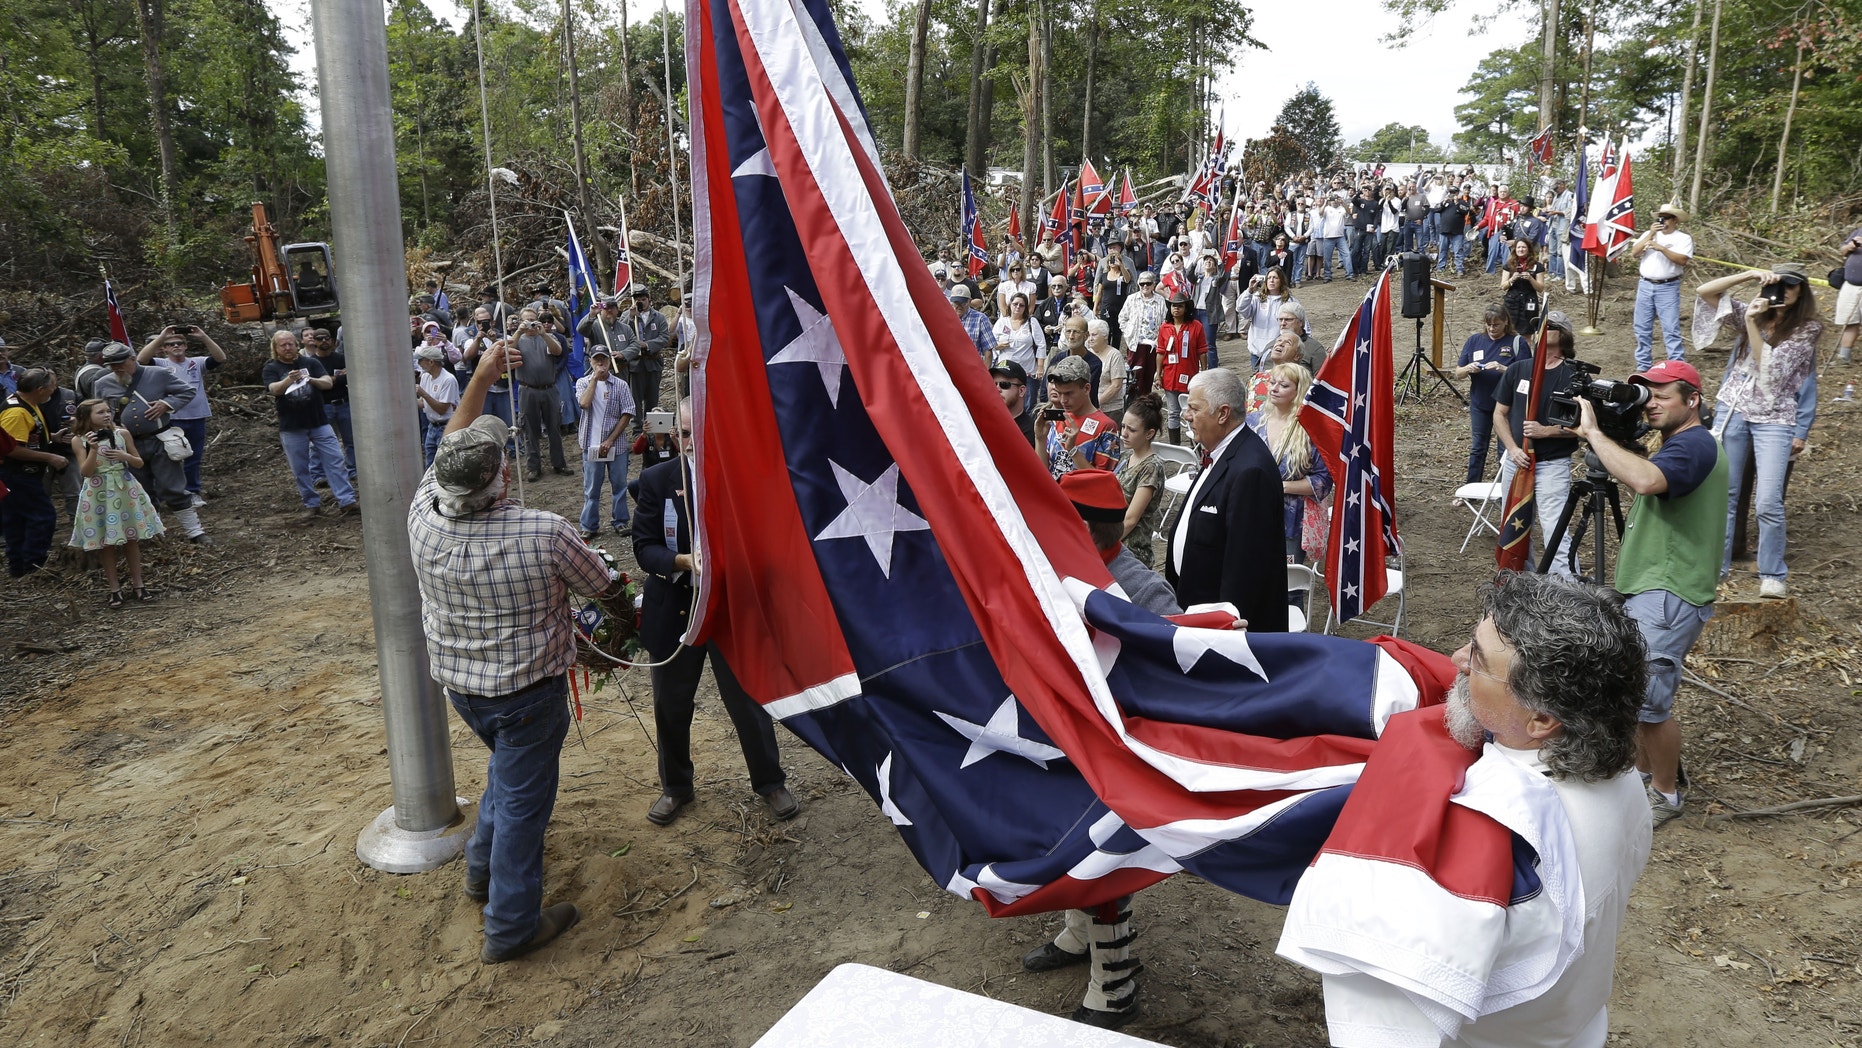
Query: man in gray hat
93,340,210,544
616,284,670,434
409,338,621,965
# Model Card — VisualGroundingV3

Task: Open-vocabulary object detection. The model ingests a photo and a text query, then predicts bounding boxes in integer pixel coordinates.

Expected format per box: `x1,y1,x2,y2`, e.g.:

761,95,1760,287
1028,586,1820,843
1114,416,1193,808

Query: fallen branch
614,865,699,918
1710,795,1862,822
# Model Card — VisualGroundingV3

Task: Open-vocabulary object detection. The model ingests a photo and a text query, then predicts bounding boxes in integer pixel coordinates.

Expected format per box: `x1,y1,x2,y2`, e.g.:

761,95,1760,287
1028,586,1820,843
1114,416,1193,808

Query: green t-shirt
1614,426,1727,607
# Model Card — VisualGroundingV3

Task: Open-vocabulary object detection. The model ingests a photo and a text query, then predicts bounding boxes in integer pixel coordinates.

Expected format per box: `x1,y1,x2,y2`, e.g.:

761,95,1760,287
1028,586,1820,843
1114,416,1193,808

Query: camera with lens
1544,360,1648,447
1759,282,1789,306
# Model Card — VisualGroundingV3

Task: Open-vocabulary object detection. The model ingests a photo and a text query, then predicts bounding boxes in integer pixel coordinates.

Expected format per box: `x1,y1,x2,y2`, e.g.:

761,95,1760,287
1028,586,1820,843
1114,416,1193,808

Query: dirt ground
2,268,1860,1047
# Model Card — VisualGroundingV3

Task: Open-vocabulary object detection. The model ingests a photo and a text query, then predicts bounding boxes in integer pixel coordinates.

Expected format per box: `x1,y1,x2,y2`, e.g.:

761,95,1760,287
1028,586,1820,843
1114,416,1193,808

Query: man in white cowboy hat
1630,202,1694,373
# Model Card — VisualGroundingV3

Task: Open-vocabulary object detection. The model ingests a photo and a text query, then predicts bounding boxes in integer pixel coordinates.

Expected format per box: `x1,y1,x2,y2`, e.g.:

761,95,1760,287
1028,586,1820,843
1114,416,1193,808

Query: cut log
1695,597,1798,656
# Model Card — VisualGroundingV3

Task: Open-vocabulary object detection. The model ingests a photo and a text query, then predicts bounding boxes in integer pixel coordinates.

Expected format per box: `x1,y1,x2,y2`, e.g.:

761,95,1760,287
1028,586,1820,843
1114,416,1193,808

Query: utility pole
1538,0,1561,132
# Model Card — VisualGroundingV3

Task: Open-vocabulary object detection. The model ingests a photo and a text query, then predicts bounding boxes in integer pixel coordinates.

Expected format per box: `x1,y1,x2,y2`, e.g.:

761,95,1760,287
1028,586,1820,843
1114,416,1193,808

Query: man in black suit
631,400,798,826
1164,369,1288,631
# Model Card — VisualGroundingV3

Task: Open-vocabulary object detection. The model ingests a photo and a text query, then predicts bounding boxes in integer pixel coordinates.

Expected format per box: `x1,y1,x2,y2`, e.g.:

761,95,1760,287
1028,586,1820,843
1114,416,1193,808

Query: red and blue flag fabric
1567,140,1590,277
683,0,1579,1021
1117,169,1137,213
1300,272,1401,623
1077,157,1105,203
1528,126,1555,167
104,278,130,344
1221,201,1244,271
612,198,635,294
960,167,988,278
563,216,601,377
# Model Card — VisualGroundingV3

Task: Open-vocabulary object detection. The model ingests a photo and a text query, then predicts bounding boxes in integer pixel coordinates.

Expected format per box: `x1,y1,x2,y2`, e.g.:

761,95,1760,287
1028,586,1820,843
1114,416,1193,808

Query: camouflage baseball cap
433,416,510,497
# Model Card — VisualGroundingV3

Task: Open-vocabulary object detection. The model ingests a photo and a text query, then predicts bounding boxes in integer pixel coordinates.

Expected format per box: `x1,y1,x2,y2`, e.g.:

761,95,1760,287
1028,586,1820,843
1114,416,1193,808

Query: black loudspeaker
1398,253,1433,319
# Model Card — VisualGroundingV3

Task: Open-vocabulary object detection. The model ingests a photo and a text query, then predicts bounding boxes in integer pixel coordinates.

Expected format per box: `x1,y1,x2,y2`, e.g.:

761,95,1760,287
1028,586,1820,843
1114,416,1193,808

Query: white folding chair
1285,563,1318,633
1454,466,1507,554
1149,441,1201,542
1323,547,1406,638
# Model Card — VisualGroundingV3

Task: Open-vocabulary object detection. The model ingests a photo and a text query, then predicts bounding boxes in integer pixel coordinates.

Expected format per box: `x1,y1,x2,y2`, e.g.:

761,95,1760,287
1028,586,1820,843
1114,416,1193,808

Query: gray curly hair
1478,571,1647,781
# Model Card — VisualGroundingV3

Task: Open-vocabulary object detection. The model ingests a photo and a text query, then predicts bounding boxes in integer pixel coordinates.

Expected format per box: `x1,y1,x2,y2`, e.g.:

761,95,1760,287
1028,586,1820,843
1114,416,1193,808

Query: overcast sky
271,0,1493,151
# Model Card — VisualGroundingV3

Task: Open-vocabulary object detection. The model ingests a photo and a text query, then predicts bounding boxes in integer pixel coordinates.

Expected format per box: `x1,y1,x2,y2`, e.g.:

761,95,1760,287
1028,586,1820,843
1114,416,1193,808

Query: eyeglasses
995,381,1021,390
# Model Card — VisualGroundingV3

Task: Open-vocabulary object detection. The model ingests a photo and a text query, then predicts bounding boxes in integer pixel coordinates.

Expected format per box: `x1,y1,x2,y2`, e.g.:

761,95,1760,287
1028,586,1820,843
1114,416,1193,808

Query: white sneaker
1759,578,1788,599
190,494,207,508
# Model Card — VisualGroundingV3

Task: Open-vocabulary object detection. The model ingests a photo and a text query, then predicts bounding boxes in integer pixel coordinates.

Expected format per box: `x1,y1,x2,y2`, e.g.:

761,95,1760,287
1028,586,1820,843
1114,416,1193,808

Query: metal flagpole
660,0,686,295
310,0,473,873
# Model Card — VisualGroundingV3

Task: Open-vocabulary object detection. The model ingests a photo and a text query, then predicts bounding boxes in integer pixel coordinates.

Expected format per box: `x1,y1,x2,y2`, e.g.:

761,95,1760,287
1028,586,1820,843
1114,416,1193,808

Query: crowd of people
0,278,698,590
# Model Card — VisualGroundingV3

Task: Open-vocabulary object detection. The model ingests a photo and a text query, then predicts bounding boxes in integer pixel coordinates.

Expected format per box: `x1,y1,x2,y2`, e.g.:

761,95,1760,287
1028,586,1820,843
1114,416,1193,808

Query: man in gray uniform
92,342,209,544
509,307,570,480
617,284,670,434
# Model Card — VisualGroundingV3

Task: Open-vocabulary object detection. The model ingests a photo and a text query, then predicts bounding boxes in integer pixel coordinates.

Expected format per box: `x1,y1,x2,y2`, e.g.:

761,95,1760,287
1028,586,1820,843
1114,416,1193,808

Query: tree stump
1697,597,1799,656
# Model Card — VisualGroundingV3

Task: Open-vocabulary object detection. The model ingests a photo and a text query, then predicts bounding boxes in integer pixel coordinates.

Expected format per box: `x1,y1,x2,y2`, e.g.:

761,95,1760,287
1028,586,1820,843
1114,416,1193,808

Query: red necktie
1200,452,1213,468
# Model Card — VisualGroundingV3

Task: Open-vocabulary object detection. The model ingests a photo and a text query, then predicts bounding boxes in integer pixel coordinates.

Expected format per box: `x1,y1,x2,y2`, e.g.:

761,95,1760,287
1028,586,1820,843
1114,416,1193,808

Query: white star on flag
1173,622,1268,680
1345,582,1360,600
1345,536,1361,555
766,287,846,406
814,461,930,577
732,146,775,179
936,696,1066,769
877,752,912,826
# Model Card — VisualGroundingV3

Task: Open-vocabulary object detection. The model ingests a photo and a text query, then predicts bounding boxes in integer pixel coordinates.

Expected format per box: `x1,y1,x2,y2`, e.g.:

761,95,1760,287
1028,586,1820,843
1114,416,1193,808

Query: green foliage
1239,84,1341,177
1350,122,1446,163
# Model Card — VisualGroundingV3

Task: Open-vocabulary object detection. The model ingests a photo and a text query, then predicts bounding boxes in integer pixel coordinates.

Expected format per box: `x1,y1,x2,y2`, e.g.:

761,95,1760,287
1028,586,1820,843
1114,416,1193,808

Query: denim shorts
1625,589,1713,722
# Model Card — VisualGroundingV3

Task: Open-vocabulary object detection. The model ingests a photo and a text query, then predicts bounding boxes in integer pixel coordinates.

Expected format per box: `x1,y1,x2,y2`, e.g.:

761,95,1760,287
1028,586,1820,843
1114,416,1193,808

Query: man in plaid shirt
409,340,620,965
951,285,997,358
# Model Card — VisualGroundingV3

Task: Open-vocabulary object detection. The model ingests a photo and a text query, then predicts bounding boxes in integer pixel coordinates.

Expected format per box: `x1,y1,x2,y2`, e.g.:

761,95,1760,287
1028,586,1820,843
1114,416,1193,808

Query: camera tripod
1536,450,1625,583
1395,316,1466,406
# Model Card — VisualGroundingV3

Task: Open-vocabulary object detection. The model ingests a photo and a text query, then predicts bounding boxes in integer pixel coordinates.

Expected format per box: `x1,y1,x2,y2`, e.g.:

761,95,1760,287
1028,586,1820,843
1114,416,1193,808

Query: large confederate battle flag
682,0,1582,1029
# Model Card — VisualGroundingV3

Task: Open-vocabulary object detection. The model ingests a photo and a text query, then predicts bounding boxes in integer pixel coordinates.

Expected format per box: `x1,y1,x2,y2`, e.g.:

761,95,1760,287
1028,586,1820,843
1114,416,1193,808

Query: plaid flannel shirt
408,470,613,696
961,307,998,358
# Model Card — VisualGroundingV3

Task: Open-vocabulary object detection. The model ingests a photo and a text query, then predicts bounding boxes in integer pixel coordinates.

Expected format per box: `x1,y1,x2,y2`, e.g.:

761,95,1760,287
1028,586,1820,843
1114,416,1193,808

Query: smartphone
1759,283,1788,305
1039,407,1067,422
644,411,676,434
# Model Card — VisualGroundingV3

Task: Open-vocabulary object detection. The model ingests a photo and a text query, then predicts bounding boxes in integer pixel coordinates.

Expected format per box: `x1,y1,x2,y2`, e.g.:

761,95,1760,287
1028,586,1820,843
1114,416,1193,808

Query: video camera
1544,360,1648,448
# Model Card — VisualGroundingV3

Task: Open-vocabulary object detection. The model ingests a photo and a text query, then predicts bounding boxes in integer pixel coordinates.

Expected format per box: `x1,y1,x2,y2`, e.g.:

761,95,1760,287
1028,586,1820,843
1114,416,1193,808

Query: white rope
472,0,525,505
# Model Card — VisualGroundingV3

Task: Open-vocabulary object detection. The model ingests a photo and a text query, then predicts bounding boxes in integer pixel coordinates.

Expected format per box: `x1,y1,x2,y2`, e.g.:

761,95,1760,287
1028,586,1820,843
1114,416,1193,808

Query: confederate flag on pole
1300,272,1401,623
1118,169,1137,213
612,197,635,294
961,167,988,277
683,0,1580,1025
104,278,131,344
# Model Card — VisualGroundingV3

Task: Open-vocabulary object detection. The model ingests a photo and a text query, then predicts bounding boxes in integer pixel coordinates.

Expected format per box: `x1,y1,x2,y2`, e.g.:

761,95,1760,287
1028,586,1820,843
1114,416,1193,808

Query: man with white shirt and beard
1318,570,1652,1047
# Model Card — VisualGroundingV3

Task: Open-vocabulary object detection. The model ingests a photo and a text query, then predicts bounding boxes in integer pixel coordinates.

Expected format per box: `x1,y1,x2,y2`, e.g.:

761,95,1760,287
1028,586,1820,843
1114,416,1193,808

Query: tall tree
1274,84,1342,172
964,0,992,175
132,0,176,243
902,0,931,158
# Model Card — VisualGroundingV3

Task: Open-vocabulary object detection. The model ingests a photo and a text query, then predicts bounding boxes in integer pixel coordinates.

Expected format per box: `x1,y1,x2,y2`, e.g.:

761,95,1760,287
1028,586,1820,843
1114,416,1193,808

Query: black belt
448,672,567,704
1641,275,1680,285
519,382,555,390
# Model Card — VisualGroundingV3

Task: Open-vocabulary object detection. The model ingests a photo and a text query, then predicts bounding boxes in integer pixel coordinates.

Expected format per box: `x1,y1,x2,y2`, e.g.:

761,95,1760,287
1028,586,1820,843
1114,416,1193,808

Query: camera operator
1573,360,1726,829
1492,313,1581,574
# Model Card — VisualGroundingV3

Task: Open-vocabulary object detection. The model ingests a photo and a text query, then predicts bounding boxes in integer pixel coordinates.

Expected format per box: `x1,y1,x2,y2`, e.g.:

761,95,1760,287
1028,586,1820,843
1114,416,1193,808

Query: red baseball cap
1630,360,1702,388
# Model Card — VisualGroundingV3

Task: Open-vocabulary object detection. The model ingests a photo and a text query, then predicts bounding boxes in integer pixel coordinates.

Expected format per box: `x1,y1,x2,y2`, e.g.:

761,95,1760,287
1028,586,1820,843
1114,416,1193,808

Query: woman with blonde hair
1244,362,1332,563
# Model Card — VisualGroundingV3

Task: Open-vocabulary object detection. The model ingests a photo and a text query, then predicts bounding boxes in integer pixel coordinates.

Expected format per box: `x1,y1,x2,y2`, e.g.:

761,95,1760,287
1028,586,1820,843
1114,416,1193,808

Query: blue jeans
0,468,55,576
1436,233,1466,273
1287,243,1307,284
482,388,514,428
422,418,446,467
1467,401,1502,484
580,452,630,533
1400,220,1423,254
1547,231,1568,278
1318,237,1351,279
1344,227,1364,272
449,675,572,955
1625,589,1713,724
307,404,356,481
280,425,357,508
173,417,208,494
1497,454,1575,574
1633,278,1685,372
1719,410,1791,581
1485,233,1510,273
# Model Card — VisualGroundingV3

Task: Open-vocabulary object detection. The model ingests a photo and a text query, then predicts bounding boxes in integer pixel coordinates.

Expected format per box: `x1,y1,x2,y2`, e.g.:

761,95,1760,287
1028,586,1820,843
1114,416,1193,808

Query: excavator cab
284,243,338,315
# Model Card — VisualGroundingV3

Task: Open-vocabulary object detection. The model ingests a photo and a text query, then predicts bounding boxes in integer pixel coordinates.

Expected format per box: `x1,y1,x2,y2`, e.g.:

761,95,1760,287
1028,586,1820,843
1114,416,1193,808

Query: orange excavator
219,203,341,324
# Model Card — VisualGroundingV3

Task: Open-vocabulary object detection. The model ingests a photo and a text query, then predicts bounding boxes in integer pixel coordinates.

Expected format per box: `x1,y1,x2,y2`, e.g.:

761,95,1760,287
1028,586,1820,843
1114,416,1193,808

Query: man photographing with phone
1043,355,1122,479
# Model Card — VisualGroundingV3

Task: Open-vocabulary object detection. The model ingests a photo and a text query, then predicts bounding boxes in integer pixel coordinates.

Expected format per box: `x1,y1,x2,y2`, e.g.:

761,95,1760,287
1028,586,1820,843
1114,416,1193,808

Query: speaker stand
1395,316,1465,406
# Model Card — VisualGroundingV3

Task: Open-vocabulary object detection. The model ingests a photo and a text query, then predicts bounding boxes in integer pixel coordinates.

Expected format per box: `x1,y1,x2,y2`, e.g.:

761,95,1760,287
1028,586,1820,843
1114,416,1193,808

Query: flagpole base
356,798,476,874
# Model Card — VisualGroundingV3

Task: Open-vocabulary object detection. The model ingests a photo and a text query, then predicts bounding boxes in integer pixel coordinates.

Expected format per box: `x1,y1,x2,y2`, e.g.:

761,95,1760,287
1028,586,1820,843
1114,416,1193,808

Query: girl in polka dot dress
68,399,164,606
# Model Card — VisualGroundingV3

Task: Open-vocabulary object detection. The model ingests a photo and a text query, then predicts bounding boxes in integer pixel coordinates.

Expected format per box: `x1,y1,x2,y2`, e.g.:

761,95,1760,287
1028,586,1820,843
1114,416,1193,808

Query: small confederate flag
1300,272,1402,623
612,197,635,294
1006,199,1021,241
104,278,130,344
1117,169,1137,213
1222,202,1244,271
1528,126,1555,167
961,167,988,277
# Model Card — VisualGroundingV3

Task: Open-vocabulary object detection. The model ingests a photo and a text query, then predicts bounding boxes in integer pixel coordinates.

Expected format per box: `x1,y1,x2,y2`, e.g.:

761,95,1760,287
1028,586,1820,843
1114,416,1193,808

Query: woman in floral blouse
1693,264,1823,598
